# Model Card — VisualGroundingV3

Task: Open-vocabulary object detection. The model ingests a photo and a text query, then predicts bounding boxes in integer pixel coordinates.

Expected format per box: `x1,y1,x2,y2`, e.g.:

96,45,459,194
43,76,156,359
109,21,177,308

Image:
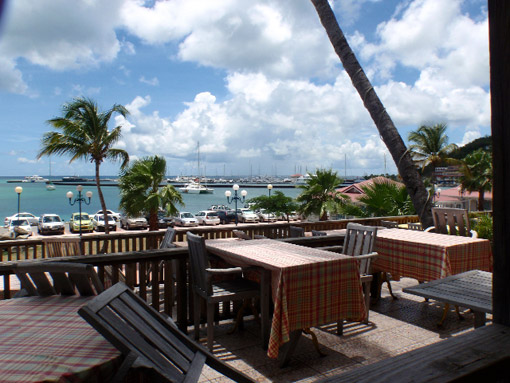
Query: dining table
206,238,367,362
0,295,121,382
372,228,493,282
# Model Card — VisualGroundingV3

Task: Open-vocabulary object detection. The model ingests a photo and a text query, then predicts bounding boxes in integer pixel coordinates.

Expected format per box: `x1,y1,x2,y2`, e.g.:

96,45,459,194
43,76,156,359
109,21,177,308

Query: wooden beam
489,0,510,325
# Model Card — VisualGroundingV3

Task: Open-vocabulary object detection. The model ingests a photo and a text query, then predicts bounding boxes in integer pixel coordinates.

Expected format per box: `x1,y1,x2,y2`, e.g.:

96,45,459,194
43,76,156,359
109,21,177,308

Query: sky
0,0,490,178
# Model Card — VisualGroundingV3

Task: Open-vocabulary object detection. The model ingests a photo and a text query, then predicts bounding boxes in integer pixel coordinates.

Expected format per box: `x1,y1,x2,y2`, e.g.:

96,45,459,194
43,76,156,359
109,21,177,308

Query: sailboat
46,157,56,191
179,142,214,194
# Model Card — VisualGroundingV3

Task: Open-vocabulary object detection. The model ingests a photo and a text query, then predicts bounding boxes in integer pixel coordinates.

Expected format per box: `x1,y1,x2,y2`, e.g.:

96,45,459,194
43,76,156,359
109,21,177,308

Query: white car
236,209,259,223
120,215,148,230
256,209,277,222
92,214,117,232
93,209,121,221
8,218,32,238
195,211,220,226
4,212,39,227
38,214,65,235
174,212,198,227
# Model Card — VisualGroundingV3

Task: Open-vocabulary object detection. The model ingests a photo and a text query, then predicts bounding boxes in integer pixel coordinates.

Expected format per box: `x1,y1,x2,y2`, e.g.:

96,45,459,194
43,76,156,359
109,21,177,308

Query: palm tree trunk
478,189,485,211
95,161,110,254
149,208,158,231
310,0,433,228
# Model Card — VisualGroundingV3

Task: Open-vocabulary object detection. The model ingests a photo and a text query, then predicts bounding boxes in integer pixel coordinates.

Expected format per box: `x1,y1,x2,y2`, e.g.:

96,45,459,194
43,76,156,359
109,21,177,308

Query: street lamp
67,185,92,242
267,184,273,196
15,186,23,218
225,184,247,226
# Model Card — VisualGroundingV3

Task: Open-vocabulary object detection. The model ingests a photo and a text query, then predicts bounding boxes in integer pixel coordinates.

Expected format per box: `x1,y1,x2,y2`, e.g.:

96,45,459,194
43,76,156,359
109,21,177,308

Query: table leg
474,311,487,328
260,269,271,350
279,330,302,368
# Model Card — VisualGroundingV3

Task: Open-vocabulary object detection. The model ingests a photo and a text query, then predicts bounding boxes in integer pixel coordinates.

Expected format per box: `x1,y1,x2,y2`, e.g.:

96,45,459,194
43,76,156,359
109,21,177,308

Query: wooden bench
403,270,492,328
318,324,510,382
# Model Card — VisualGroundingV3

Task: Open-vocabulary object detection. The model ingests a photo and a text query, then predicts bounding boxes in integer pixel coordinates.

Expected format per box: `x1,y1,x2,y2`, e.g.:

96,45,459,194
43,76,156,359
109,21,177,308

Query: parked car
4,212,39,227
38,214,65,235
69,212,94,233
92,214,117,232
195,211,221,226
256,209,277,222
173,212,198,227
92,209,121,221
278,211,300,221
236,208,259,223
217,210,237,224
145,211,175,228
120,215,148,230
8,218,32,238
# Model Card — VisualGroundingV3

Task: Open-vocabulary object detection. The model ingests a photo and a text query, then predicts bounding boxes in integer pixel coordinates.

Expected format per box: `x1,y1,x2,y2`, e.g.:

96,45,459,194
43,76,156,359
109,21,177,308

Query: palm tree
38,97,129,235
296,169,346,220
460,149,493,211
118,155,184,231
310,0,433,228
408,123,459,173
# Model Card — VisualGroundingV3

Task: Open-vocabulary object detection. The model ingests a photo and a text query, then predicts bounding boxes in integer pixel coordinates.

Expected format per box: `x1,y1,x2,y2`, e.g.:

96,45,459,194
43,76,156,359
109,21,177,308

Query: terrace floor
196,277,488,382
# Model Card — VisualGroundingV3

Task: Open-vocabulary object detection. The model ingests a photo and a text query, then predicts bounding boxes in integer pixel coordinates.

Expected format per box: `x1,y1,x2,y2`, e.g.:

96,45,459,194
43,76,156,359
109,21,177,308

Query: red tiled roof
337,176,404,203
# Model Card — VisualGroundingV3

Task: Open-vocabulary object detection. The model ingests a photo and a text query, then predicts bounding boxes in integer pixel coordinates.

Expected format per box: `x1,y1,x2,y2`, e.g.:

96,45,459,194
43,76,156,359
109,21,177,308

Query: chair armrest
354,252,378,261
424,226,435,232
470,230,478,238
205,267,243,276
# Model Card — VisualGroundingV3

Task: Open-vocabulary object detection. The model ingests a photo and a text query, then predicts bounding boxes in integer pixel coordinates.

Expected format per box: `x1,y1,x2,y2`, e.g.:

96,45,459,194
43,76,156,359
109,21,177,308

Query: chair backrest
159,228,177,249
431,208,472,236
43,237,81,258
380,220,399,229
78,282,254,383
233,230,251,240
14,262,103,297
311,230,327,237
343,223,378,274
289,226,305,238
187,233,211,296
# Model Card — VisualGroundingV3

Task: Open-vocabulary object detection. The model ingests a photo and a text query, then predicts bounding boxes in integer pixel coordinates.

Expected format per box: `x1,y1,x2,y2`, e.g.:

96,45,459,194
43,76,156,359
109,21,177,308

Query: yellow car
69,212,93,233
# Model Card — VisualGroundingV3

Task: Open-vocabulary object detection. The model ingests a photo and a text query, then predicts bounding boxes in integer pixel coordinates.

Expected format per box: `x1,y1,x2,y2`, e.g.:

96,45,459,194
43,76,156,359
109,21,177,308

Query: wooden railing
0,215,418,262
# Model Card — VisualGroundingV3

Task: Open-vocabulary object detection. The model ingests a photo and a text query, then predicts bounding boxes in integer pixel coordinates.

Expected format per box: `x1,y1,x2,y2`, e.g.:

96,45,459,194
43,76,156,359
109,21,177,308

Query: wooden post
489,0,510,325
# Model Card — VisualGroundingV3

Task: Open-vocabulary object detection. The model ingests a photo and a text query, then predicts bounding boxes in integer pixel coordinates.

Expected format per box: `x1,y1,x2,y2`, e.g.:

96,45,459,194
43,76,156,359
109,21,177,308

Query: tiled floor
195,277,488,382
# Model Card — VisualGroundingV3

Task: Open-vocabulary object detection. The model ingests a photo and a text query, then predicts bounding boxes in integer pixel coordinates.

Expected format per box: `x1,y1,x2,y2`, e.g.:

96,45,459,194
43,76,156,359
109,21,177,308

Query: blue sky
0,0,489,177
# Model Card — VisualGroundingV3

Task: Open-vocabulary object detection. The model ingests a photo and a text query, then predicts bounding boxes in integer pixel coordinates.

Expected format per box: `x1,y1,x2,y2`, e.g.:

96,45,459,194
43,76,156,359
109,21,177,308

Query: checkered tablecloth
0,295,121,382
207,239,366,359
373,229,493,282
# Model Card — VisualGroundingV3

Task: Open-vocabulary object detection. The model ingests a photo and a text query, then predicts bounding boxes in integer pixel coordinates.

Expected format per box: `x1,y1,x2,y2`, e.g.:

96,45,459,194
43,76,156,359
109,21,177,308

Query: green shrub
472,214,493,242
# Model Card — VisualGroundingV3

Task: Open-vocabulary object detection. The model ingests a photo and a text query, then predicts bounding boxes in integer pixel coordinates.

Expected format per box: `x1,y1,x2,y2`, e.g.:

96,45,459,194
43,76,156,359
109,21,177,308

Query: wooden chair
380,220,400,229
425,208,477,237
289,225,305,238
14,262,103,297
187,232,260,350
78,282,255,383
160,227,177,249
311,230,327,236
43,237,81,258
338,223,380,334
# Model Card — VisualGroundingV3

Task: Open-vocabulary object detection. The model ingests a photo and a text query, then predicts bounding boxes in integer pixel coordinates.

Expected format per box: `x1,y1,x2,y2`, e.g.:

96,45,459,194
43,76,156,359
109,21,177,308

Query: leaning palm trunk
95,161,110,253
310,0,433,227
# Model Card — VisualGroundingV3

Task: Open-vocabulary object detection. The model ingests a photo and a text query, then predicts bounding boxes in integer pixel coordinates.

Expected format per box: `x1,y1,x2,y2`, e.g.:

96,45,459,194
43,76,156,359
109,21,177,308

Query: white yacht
179,180,214,194
22,175,49,183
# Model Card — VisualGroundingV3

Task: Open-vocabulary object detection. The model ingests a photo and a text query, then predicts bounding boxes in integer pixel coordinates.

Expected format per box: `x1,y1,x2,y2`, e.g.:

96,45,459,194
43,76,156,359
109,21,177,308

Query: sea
0,177,302,221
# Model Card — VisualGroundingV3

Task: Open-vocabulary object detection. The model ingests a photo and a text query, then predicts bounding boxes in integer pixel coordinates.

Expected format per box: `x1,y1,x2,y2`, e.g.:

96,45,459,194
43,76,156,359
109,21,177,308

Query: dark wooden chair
289,225,305,238
425,208,477,237
380,220,400,229
311,230,327,236
187,232,260,350
14,262,103,297
78,282,255,383
338,223,380,334
160,227,177,249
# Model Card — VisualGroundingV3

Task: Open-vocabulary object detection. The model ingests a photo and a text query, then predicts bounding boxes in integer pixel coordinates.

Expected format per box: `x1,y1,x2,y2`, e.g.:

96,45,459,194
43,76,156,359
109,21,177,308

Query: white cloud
17,157,38,164
139,76,159,86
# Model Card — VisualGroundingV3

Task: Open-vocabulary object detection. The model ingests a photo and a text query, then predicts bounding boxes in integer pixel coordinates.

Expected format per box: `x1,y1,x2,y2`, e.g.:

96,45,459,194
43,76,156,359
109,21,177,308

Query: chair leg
384,273,398,300
193,293,201,341
337,320,344,336
207,302,215,351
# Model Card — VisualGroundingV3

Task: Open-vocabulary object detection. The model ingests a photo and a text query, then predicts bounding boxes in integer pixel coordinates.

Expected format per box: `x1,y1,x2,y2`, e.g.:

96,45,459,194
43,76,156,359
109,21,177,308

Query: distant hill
451,136,492,159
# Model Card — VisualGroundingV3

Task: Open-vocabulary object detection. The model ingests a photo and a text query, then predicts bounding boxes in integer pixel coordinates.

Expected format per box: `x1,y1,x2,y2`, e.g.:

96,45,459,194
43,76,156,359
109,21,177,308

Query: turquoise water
0,177,301,221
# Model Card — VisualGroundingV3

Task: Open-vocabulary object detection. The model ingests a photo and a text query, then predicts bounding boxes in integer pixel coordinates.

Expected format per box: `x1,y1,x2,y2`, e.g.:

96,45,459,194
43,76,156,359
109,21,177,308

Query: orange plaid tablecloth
373,229,493,282
0,295,121,382
206,239,366,359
